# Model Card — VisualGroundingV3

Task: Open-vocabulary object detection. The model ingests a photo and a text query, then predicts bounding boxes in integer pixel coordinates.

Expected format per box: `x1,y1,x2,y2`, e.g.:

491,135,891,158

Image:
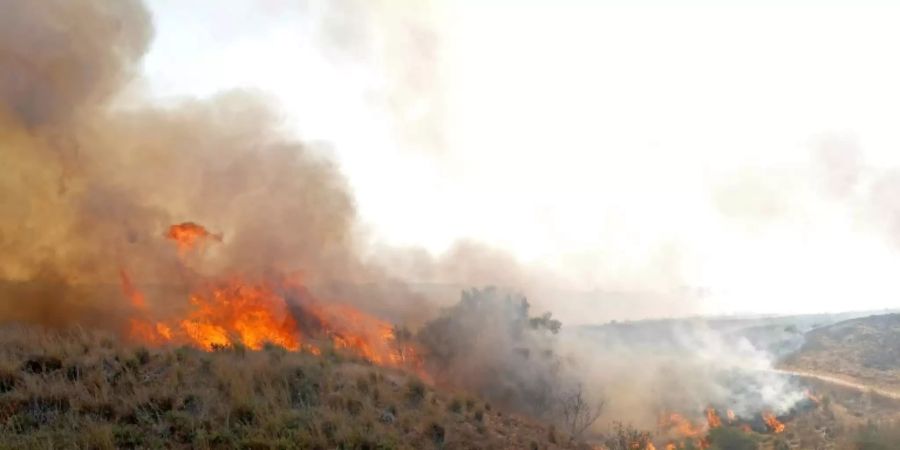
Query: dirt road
773,368,900,400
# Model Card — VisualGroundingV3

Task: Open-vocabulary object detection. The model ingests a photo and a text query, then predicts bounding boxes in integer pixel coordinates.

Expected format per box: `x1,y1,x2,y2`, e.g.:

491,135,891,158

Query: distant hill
781,313,900,390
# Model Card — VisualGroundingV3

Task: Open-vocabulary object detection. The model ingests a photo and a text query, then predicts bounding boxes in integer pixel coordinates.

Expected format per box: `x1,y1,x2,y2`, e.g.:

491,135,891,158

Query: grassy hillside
781,313,900,390
0,326,578,449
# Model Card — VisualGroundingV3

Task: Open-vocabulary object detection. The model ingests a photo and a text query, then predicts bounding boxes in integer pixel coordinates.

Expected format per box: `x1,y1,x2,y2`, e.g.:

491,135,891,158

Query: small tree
603,422,652,450
557,383,605,440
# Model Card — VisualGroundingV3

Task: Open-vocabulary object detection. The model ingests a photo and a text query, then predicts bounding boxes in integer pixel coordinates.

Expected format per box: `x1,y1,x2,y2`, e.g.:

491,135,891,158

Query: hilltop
0,325,577,450
780,313,900,392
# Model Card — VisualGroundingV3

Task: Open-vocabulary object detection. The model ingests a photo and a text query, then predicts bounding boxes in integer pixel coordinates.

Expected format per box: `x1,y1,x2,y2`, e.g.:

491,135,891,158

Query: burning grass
118,221,426,379
0,325,577,449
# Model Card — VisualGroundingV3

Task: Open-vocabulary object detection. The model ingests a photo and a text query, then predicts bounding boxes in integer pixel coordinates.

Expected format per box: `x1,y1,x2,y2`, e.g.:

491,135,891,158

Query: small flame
705,407,722,429
165,222,222,253
660,413,705,439
726,409,736,422
762,412,785,433
119,269,146,309
660,411,714,449
805,389,821,406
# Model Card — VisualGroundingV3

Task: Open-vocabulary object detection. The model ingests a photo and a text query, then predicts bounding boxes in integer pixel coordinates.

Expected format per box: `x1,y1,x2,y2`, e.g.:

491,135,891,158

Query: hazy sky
142,1,900,317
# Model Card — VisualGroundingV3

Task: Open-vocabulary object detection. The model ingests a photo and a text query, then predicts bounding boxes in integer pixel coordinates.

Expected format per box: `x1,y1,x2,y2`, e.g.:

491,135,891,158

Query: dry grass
0,325,580,449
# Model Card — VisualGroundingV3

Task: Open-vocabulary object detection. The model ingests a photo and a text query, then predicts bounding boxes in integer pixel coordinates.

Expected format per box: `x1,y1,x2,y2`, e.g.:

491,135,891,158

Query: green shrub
707,426,757,450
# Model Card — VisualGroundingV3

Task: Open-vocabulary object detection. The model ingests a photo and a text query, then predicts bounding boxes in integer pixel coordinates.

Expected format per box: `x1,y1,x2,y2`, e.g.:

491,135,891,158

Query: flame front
122,275,421,366
119,222,424,374
179,280,300,350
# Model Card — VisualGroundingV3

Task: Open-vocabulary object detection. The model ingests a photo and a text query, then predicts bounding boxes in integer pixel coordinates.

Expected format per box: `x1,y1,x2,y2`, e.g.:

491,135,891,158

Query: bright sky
142,1,900,317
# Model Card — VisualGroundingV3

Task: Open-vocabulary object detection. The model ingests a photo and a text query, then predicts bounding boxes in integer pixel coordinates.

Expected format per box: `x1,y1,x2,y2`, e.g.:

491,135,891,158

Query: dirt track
773,368,900,400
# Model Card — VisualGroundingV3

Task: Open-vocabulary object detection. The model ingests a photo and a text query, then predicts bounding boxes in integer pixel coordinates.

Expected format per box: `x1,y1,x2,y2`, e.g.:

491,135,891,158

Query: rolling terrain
780,313,900,393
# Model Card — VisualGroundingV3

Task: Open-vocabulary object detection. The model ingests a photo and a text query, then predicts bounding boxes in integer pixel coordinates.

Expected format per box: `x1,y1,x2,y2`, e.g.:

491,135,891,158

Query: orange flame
705,407,722,429
119,269,146,309
659,411,714,449
726,409,736,422
122,222,425,377
762,412,785,433
178,280,300,350
805,389,821,406
119,269,172,345
165,222,222,253
660,413,706,439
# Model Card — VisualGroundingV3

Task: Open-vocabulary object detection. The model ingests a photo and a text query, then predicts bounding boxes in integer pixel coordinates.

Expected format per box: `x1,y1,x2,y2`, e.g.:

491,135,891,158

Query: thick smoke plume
0,0,809,441
0,0,427,333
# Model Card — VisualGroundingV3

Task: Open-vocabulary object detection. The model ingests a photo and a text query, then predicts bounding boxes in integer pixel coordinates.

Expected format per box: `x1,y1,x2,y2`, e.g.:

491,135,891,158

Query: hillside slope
781,313,900,391
0,326,577,450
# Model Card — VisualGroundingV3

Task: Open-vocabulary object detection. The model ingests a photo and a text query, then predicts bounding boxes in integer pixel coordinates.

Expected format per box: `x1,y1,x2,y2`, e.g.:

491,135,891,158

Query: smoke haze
4,0,900,441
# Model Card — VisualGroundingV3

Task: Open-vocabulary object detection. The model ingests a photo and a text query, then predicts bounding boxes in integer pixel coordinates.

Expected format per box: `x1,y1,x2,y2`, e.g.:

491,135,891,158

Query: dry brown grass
0,325,580,449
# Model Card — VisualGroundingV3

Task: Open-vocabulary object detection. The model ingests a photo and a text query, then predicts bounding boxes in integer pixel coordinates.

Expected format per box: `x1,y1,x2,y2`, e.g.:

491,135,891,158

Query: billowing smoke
0,0,427,334
415,287,808,439
565,320,807,432
0,0,818,441
416,287,571,419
